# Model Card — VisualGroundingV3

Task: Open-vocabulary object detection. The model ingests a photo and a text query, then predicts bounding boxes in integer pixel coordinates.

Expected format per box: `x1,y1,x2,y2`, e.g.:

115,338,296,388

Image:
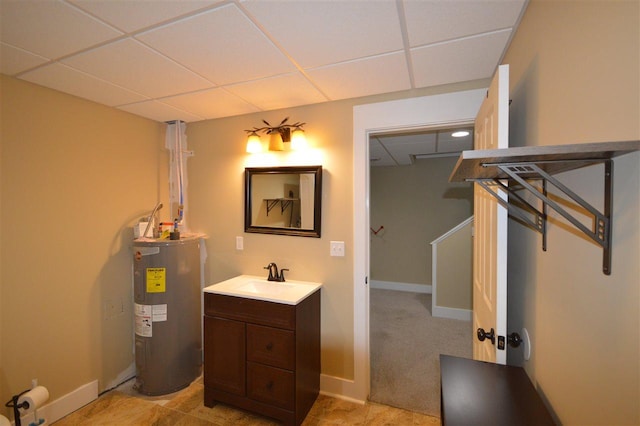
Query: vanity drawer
247,324,295,370
205,293,295,330
247,362,295,410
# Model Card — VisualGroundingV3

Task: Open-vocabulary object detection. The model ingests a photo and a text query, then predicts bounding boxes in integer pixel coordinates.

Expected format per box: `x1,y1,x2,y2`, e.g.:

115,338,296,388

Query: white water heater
132,236,202,395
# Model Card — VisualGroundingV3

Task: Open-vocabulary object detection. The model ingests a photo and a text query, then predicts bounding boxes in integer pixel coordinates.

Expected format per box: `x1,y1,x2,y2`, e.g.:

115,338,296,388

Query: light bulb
246,133,262,153
291,128,307,150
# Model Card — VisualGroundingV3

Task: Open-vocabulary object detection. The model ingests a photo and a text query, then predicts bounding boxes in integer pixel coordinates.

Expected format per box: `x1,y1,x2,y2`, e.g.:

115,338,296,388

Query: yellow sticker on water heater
146,268,166,293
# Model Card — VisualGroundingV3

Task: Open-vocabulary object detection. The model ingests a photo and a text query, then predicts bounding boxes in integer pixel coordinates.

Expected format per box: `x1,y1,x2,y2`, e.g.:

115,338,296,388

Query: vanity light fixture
244,117,307,153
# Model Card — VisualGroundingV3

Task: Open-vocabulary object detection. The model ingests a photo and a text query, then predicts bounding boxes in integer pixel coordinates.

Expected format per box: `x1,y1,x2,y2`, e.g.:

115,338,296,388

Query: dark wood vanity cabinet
204,290,321,426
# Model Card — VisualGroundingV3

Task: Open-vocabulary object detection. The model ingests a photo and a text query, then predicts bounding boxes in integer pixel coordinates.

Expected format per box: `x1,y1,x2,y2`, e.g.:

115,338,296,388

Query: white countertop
204,275,322,305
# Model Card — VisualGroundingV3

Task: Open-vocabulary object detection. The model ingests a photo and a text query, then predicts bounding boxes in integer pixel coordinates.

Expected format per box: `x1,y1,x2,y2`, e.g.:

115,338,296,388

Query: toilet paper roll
17,386,49,413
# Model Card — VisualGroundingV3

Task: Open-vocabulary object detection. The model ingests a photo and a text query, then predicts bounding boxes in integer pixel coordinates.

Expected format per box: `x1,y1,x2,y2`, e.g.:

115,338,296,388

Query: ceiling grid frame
0,0,528,123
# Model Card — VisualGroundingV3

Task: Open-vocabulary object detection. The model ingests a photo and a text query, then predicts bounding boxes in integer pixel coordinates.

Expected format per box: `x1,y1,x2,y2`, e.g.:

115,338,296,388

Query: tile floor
52,377,441,425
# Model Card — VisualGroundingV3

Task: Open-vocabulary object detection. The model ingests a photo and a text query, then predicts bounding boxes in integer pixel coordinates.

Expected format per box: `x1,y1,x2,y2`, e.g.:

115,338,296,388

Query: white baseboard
320,374,366,405
370,280,432,294
104,362,136,391
432,305,472,321
16,380,99,425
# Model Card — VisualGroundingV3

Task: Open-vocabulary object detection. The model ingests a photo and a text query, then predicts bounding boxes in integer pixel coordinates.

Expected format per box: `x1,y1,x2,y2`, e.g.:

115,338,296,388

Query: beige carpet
369,288,472,417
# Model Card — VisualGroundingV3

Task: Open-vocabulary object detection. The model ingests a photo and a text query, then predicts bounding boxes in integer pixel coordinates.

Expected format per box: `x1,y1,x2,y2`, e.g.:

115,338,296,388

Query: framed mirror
245,166,322,237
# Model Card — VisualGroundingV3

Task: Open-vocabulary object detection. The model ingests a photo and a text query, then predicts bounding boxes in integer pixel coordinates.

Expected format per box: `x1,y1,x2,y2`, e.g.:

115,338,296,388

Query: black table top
440,355,555,426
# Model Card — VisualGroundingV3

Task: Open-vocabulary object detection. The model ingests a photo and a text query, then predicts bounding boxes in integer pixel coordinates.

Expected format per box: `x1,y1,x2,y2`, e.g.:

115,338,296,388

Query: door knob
507,332,522,348
477,327,495,345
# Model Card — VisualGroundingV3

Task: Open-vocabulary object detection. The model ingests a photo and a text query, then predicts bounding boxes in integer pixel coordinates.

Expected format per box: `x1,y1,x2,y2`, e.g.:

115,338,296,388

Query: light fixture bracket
244,117,305,143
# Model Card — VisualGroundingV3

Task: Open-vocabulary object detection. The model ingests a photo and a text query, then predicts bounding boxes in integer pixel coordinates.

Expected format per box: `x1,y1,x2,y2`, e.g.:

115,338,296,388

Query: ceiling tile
0,43,49,75
437,129,474,152
437,137,473,153
161,88,261,120
378,133,435,166
438,128,473,144
0,0,122,59
20,62,148,106
137,4,295,85
61,38,213,98
241,0,404,69
69,0,222,33
369,138,397,167
225,73,327,111
378,132,437,147
384,138,438,165
0,0,526,125
412,30,512,88
404,0,526,47
117,100,203,123
307,52,411,101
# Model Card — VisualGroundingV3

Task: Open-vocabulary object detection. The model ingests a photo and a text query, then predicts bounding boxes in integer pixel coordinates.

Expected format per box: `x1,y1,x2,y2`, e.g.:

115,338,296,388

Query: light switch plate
330,241,345,257
236,236,244,250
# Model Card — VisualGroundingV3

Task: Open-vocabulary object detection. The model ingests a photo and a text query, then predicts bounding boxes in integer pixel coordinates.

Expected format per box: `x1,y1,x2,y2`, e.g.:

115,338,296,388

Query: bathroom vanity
203,275,322,426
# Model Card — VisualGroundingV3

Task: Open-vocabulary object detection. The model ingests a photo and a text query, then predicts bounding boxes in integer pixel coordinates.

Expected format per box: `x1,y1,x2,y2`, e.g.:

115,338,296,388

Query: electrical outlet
330,241,345,257
31,378,38,388
236,236,244,250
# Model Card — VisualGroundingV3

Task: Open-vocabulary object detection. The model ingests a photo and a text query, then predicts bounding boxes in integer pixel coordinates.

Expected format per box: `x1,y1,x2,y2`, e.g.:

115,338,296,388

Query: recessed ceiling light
452,131,470,138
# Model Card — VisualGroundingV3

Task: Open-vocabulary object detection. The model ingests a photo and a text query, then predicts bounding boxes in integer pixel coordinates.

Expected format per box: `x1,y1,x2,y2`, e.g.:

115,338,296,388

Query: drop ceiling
0,0,527,124
370,126,474,166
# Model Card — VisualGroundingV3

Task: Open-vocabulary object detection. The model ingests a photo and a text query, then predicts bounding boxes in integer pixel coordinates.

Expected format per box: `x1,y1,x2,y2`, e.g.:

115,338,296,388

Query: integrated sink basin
204,275,322,305
235,280,295,295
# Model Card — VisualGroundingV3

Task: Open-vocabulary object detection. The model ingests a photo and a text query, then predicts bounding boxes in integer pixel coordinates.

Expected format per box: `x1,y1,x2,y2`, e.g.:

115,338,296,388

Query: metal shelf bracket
265,199,294,216
473,159,613,275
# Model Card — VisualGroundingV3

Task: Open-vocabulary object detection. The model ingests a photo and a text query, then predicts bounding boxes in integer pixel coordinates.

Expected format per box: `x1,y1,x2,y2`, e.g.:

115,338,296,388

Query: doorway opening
351,87,485,404
367,126,474,416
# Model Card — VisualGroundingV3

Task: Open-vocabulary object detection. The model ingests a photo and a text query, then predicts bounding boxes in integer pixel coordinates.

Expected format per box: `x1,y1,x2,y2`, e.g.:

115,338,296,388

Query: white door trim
351,89,486,401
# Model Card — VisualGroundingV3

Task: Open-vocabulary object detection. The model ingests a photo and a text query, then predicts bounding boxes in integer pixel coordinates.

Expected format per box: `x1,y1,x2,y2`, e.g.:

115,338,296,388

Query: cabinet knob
266,381,274,390
266,342,273,351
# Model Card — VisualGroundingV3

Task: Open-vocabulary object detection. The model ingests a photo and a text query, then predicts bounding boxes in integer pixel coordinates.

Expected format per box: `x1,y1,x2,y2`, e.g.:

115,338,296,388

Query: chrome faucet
264,262,289,282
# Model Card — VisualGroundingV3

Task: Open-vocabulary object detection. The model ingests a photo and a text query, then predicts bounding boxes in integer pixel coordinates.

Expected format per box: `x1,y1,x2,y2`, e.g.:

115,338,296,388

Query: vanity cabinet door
204,316,246,396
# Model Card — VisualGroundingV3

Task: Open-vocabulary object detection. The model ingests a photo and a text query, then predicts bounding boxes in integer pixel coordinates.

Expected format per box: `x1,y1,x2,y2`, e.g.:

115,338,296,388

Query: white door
473,64,509,364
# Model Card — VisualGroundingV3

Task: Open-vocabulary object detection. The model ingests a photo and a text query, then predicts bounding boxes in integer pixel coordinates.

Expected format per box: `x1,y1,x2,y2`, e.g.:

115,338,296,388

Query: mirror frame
244,165,322,238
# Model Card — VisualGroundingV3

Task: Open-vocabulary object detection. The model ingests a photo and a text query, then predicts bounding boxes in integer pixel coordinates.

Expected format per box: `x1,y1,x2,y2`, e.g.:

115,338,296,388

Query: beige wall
0,76,166,408
370,157,473,285
187,102,356,379
5,2,636,421
186,81,487,381
434,221,472,310
0,69,486,411
503,1,639,424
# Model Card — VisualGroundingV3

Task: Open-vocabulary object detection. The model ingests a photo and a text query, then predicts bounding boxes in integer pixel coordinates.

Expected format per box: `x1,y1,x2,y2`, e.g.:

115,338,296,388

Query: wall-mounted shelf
450,140,640,275
264,198,299,216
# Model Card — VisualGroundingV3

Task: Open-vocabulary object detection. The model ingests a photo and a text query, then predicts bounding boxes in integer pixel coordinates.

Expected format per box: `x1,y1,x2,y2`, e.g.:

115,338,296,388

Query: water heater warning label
135,304,152,337
135,303,168,337
146,268,166,293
